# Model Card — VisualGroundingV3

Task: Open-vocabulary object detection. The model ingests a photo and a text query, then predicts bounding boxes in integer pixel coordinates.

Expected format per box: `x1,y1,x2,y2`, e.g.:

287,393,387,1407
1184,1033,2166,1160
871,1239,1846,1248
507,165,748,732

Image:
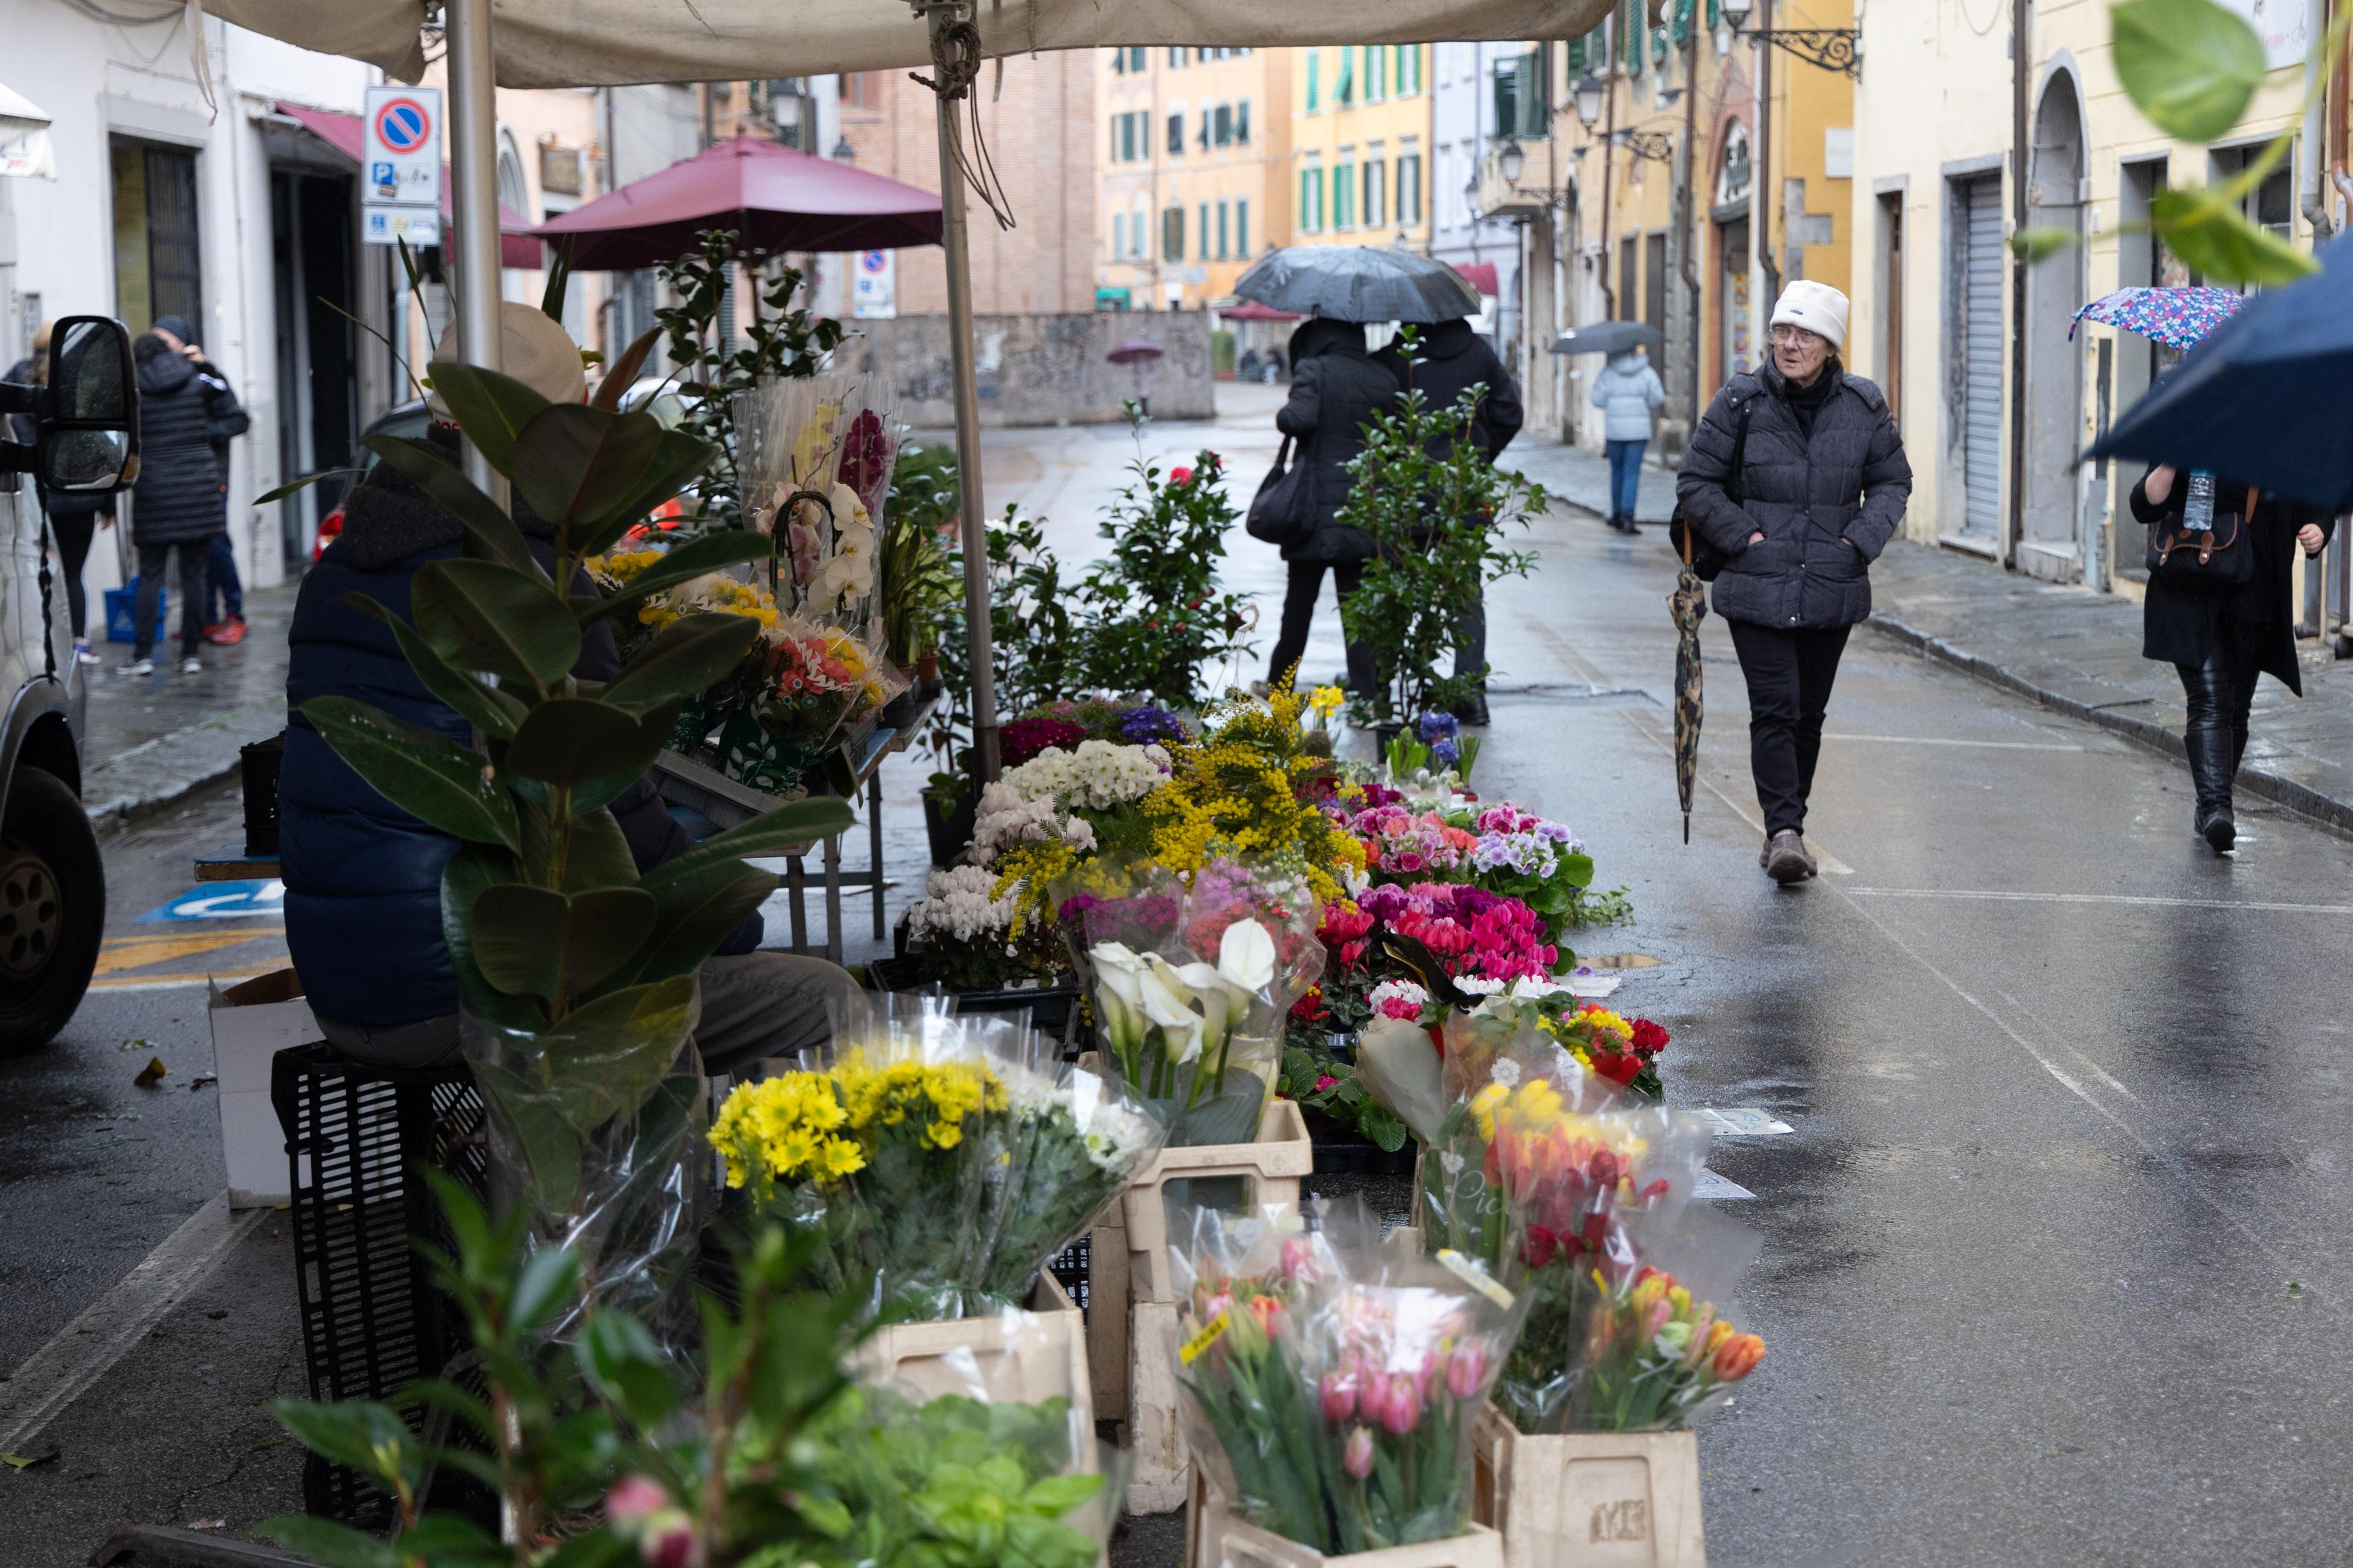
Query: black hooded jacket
129,335,248,544
1372,318,1524,461
1273,318,1402,564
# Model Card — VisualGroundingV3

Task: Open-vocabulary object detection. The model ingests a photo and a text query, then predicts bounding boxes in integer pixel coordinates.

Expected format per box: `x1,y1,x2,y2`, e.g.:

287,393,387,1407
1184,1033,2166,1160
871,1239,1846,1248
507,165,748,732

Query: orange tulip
1712,1333,1765,1382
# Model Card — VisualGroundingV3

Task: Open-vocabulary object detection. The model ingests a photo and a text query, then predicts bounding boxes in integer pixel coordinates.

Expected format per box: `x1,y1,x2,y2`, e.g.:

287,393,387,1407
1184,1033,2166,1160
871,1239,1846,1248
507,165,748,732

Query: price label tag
1179,1312,1231,1365
1436,1248,1517,1311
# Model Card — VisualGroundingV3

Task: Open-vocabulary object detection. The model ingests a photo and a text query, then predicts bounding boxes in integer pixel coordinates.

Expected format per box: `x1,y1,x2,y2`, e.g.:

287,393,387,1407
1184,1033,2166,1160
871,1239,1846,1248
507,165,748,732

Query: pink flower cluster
1344,804,1478,877
1318,1339,1494,1475
1356,882,1557,983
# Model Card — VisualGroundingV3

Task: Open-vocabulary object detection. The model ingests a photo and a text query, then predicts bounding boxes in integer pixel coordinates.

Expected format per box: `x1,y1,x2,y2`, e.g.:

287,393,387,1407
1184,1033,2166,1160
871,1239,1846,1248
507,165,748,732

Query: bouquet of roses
1169,1202,1525,1556
1062,858,1324,1146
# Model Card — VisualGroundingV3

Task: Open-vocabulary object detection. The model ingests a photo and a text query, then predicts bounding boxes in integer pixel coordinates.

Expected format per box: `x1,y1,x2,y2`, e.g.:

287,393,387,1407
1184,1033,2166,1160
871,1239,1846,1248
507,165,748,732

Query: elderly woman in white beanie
1673,280,1912,885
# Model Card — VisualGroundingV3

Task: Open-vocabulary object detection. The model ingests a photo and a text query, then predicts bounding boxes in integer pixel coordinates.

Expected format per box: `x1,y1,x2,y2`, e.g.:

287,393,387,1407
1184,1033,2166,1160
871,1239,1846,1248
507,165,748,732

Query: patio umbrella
1232,246,1481,323
2088,231,2353,510
2068,286,2244,351
534,135,942,268
1669,548,1708,845
1551,321,1663,356
1108,339,1163,412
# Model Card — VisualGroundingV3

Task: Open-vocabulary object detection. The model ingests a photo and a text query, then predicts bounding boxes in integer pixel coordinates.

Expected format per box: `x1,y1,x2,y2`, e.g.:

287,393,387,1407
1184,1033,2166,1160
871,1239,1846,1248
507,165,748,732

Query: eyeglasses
1770,324,1822,346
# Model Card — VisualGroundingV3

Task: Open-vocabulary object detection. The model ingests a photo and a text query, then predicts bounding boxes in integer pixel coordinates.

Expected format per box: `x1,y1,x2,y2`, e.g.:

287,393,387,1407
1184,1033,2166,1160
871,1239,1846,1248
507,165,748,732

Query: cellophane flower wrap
975,1051,1167,1311
1062,858,1325,1147
1568,1207,1768,1433
1168,1203,1527,1556
1415,1002,1713,1433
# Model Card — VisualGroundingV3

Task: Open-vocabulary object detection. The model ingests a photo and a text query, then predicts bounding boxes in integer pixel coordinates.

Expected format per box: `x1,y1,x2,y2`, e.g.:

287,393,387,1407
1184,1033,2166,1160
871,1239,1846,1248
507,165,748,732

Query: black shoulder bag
1668,398,1754,583
2147,482,2257,590
1247,433,1317,550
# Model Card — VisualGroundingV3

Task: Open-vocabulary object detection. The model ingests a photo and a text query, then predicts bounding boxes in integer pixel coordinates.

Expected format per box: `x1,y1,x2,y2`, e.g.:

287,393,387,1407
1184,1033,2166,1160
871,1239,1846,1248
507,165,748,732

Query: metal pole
445,0,505,498
925,1,1000,783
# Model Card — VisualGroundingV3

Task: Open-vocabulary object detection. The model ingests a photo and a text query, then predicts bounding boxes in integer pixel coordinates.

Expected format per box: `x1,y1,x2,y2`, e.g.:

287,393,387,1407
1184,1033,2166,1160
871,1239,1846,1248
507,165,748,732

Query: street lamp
1720,0,1752,19
831,135,856,163
1498,139,1525,186
1574,75,1606,131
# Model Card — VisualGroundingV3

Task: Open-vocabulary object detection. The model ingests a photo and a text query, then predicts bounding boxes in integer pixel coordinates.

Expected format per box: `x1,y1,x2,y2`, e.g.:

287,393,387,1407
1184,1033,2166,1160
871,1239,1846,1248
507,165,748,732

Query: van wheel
0,768,104,1055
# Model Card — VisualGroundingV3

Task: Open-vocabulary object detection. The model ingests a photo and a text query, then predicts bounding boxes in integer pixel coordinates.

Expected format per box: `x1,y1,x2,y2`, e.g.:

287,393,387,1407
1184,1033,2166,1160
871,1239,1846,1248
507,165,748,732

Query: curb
1861,615,2353,839
83,708,283,833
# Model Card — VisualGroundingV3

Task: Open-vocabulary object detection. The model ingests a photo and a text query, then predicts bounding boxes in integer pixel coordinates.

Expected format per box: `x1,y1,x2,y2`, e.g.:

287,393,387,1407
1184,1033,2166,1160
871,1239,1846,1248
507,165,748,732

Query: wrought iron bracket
1738,26,1860,78
1610,128,1677,164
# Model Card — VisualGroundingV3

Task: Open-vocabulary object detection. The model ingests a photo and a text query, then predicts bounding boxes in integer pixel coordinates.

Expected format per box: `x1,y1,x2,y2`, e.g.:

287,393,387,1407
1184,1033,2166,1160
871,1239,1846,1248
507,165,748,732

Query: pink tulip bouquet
1169,1205,1526,1556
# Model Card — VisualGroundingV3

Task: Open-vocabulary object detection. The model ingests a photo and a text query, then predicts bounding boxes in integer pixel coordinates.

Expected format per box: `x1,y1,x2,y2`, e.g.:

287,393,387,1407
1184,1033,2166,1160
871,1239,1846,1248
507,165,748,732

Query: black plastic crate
1047,1232,1091,1322
271,1043,488,1526
239,732,284,855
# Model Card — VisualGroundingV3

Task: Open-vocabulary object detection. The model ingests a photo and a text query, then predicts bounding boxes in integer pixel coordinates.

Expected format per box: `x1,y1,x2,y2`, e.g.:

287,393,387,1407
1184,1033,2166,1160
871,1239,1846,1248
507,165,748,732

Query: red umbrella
534,135,943,268
1106,339,1164,365
1217,301,1302,322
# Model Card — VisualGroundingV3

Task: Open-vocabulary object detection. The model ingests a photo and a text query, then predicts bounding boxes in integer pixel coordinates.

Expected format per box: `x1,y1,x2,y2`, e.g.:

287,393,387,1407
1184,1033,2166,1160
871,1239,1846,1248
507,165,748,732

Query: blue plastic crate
104,581,163,644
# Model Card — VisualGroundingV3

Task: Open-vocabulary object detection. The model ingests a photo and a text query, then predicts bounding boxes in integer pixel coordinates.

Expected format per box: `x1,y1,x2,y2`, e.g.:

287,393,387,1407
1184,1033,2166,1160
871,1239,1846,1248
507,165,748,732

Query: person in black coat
151,316,250,644
6,322,112,666
2131,466,2332,852
1676,281,1911,884
1266,316,1397,697
1374,316,1525,723
124,322,246,674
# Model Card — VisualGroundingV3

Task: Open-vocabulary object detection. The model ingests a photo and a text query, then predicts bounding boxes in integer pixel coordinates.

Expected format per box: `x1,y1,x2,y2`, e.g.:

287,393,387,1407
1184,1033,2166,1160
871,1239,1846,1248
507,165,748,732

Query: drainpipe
2007,0,2031,571
1598,66,1617,319
1756,0,1779,305
2301,0,2333,239
1680,18,1702,429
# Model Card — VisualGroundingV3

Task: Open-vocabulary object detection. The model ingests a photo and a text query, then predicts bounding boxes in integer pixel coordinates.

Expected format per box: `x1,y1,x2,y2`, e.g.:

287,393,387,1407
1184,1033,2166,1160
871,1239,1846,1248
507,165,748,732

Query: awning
0,82,55,181
1452,261,1500,298
275,101,545,268
534,135,941,269
210,0,1611,87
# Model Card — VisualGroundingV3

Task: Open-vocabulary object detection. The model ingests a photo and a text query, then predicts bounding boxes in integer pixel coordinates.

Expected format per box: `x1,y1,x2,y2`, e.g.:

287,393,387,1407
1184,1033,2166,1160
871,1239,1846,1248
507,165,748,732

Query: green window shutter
1238,199,1249,255
1307,51,1320,111
1568,35,1586,75
1672,0,1695,45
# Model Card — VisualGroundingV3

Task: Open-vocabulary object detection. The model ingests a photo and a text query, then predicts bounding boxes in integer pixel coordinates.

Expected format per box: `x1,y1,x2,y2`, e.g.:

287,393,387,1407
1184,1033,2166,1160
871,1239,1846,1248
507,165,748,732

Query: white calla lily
1088,942,1148,1007
1139,959,1206,1064
1172,961,1235,1053
1218,917,1278,995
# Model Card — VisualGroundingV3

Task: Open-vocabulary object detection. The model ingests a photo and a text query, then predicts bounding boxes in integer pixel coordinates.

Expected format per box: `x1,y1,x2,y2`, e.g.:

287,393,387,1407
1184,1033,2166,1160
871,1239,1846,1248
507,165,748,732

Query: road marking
1692,1107,1795,1136
95,930,275,975
88,968,284,993
0,1194,265,1453
1694,1169,1757,1202
1819,733,2083,752
1618,711,1856,874
1847,888,2353,916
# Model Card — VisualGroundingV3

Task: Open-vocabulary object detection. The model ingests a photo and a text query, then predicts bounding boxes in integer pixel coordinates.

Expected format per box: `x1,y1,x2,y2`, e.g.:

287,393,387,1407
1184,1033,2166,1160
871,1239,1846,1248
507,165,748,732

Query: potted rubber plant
299,334,854,1343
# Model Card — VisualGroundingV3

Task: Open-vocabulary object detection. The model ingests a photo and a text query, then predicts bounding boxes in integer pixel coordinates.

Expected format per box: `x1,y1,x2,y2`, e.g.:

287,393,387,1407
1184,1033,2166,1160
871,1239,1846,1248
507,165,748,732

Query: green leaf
570,705,680,816
601,612,761,716
255,1516,405,1568
609,857,776,989
525,976,698,1135
468,1056,582,1215
509,1247,582,1337
1561,850,1596,890
441,846,544,1030
538,1533,639,1568
2113,0,2268,142
2008,226,2079,263
390,1514,507,1566
412,558,581,692
593,326,665,412
580,531,775,626
301,696,521,850
344,593,529,740
504,697,665,789
511,403,666,541
360,433,539,576
581,429,722,555
2152,190,2320,285
426,360,555,477
560,806,639,893
255,467,362,507
656,796,857,881
579,1309,681,1431
472,882,658,1007
268,1400,423,1494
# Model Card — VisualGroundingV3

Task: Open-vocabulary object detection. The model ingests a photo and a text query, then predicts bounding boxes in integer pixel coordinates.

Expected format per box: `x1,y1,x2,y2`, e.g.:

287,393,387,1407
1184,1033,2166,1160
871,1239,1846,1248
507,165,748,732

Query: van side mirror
0,315,140,492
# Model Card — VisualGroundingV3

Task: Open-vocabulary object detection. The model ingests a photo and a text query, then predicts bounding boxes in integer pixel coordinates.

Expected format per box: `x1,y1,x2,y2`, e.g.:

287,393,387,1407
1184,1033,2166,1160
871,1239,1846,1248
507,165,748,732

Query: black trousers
2176,632,2266,816
134,539,211,660
1268,558,1377,696
1728,619,1852,837
47,508,97,640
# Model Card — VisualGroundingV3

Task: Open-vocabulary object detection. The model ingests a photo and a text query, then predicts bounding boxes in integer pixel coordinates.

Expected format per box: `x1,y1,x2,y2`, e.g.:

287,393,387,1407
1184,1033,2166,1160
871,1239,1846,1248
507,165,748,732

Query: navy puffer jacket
129,339,246,545
281,428,758,1029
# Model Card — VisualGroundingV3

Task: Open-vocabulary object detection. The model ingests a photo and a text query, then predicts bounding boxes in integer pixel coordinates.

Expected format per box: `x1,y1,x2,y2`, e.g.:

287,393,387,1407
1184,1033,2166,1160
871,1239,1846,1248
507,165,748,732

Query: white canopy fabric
204,0,1608,86
0,84,55,181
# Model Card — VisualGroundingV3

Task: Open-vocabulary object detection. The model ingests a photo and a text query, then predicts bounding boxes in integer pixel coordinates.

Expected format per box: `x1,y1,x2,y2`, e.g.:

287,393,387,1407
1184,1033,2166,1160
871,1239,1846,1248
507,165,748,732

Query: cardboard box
1472,1407,1707,1567
849,1273,1096,1449
208,968,324,1207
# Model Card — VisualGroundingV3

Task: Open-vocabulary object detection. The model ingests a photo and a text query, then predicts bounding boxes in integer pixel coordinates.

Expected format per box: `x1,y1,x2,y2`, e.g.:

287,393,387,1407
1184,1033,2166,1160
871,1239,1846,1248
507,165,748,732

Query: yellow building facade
1288,45,1435,253
1096,47,1293,311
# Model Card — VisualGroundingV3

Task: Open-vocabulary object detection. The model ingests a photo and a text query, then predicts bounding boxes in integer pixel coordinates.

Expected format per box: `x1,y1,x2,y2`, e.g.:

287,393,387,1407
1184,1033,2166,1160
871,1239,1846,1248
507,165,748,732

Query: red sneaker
204,616,248,646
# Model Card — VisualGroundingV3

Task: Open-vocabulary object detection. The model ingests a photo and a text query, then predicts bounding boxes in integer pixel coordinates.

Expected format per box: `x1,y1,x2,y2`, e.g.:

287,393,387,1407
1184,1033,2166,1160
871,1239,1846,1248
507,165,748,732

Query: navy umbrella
1232,246,1481,323
2087,233,2353,510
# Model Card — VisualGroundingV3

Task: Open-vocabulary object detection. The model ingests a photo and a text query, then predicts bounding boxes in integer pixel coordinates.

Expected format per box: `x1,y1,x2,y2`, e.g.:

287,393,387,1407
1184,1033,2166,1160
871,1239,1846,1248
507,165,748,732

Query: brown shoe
1764,830,1813,884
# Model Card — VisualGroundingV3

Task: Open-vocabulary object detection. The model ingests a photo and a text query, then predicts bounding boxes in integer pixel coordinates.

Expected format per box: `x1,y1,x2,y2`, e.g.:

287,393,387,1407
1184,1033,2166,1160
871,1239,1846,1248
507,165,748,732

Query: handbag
1668,398,1754,583
2147,482,2257,590
1246,434,1317,549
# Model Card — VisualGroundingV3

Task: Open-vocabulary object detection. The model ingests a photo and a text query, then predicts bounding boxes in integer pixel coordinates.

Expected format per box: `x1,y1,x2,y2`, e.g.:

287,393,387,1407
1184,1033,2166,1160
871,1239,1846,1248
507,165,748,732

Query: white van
0,317,139,1052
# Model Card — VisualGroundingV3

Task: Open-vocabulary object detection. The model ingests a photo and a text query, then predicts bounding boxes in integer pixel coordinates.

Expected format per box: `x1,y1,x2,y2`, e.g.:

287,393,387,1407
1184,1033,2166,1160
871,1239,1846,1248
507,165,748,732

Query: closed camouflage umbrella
1670,545,1708,845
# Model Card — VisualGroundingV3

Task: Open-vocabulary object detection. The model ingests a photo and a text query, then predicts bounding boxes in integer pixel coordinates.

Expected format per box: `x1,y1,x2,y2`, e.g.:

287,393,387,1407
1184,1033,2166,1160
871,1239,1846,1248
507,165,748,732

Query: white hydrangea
905,865,1018,945
1003,740,1171,812
969,774,1102,866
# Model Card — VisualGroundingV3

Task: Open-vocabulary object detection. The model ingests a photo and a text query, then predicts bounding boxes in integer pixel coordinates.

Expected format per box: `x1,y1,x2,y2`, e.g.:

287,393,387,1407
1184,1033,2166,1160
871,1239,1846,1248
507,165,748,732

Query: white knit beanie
1769,279,1849,350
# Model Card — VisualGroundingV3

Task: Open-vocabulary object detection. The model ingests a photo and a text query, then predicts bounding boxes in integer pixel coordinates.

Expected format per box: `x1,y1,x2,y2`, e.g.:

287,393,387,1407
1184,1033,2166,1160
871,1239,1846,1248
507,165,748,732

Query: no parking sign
362,85,441,216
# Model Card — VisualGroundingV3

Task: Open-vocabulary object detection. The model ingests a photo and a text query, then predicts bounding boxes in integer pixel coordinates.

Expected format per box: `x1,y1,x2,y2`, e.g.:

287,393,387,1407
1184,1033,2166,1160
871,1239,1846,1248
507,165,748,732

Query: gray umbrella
1551,321,1664,356
1232,246,1481,323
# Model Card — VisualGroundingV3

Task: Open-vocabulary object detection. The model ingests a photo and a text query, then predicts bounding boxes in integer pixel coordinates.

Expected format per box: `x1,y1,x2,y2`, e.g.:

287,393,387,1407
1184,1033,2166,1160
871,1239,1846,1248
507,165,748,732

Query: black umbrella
2088,232,2353,509
1232,246,1480,323
1551,322,1664,356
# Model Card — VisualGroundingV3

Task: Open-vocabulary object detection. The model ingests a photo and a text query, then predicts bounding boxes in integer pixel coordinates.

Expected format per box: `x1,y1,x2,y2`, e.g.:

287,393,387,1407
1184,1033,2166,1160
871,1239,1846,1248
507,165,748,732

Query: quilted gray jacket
1675,359,1912,629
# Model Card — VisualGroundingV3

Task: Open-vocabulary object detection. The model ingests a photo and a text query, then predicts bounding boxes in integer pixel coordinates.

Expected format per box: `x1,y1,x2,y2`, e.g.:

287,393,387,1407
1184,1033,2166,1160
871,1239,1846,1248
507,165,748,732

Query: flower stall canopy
204,0,1612,86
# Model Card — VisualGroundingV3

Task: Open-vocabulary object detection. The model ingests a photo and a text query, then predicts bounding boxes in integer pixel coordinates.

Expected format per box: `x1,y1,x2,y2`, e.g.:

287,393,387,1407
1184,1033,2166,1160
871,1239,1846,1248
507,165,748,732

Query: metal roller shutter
1961,174,2003,539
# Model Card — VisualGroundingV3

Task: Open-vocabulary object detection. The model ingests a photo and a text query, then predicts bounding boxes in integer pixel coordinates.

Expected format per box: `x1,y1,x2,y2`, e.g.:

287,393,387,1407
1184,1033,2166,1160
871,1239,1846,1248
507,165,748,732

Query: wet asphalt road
10,426,2353,1562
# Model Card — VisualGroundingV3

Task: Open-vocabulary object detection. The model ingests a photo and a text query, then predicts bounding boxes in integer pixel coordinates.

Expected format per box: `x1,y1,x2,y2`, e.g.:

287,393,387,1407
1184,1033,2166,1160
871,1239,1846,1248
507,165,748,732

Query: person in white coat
1589,348,1666,533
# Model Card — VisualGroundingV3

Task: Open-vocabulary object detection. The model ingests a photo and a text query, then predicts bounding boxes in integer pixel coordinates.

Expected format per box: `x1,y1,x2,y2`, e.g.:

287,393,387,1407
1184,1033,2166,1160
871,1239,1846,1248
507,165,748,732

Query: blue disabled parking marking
135,880,286,923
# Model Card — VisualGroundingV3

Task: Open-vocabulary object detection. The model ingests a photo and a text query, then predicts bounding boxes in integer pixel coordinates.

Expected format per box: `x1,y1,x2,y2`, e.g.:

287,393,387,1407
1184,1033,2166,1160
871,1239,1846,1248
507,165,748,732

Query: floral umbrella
2068,286,2245,351
1669,552,1708,846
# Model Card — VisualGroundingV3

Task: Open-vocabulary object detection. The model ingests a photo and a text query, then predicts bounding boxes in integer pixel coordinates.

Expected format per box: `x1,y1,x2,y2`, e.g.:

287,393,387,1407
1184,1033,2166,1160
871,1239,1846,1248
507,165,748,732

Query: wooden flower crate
1191,1498,1505,1568
849,1273,1096,1459
1124,1297,1188,1512
1122,1096,1316,1303
1471,1406,1706,1567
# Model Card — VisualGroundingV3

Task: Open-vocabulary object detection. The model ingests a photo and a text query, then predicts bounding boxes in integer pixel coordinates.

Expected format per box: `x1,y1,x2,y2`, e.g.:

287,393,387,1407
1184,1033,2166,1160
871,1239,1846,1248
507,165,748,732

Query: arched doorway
2020,71,2087,581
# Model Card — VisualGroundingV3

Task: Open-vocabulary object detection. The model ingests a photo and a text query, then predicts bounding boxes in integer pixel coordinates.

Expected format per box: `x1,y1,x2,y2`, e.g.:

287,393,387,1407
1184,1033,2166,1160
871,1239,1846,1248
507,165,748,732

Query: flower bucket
715,710,831,796
1192,1500,1505,1568
1470,1406,1707,1568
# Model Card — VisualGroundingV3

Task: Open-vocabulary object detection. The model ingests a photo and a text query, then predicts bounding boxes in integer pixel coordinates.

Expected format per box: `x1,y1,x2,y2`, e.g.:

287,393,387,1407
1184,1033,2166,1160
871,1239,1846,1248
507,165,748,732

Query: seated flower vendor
278,303,856,1074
